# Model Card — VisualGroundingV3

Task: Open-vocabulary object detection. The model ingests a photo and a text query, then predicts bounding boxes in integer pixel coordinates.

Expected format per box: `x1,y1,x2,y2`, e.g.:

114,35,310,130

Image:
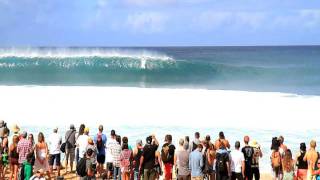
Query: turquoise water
0,46,320,95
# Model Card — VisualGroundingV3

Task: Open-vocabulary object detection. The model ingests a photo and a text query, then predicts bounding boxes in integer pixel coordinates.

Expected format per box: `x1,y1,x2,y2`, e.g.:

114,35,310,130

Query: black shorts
97,154,105,164
49,154,61,166
107,162,114,172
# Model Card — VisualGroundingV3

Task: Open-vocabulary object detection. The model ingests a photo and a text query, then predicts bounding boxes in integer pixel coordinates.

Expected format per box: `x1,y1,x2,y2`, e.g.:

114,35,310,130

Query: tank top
10,146,19,159
297,151,308,169
134,148,143,171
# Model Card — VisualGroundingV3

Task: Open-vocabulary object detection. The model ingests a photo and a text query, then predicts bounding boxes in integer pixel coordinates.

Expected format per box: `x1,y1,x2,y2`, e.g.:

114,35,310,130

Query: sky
0,0,320,46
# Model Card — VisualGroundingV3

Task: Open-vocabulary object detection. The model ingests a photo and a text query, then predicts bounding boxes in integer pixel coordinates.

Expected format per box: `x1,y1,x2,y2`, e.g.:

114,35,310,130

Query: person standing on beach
215,132,230,150
110,135,122,180
106,130,117,179
133,139,143,180
230,141,245,180
304,140,318,180
190,132,201,152
76,124,85,163
189,143,204,180
120,143,132,180
9,135,19,180
278,136,288,157
161,134,176,180
296,143,308,180
176,140,191,180
65,124,76,173
140,135,159,180
48,127,62,177
34,132,50,179
271,137,282,180
77,127,90,159
94,125,107,176
17,131,32,166
282,149,295,180
216,143,230,180
250,140,263,180
241,136,254,180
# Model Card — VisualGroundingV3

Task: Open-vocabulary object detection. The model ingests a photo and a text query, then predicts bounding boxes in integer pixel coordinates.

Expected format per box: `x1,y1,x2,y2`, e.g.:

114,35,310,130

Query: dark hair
146,136,152,144
116,135,121,144
122,136,128,144
205,135,211,141
195,132,200,138
235,141,240,149
271,137,280,150
197,143,203,149
98,125,103,132
185,136,190,143
165,134,172,143
27,153,34,163
300,142,306,152
219,132,225,139
122,143,129,150
86,148,93,157
38,132,45,143
78,124,85,136
111,130,116,136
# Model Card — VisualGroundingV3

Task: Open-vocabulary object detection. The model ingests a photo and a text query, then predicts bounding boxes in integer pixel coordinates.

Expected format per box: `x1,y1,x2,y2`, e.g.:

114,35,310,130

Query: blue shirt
189,149,203,177
94,133,107,155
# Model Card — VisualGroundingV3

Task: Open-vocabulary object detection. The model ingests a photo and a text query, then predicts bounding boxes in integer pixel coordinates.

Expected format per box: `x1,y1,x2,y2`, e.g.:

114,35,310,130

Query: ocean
1,46,320,173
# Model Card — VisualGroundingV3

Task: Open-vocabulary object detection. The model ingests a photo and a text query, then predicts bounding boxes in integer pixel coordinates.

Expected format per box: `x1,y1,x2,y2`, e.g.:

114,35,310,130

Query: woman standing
282,149,295,180
9,135,19,180
28,133,36,166
76,124,85,163
34,132,50,179
296,143,308,180
120,143,132,180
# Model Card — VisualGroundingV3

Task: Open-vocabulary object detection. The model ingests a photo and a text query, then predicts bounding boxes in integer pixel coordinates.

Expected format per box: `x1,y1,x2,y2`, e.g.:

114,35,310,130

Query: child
24,153,34,180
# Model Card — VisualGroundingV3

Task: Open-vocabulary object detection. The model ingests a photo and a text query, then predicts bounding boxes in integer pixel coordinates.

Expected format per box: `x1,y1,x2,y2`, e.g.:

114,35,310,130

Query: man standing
77,127,90,159
304,140,318,180
230,141,245,180
189,144,204,180
48,127,62,177
94,125,107,176
216,144,230,180
106,130,117,179
140,135,159,180
190,132,201,152
65,124,76,173
241,136,254,180
17,131,32,165
161,134,176,180
250,140,263,180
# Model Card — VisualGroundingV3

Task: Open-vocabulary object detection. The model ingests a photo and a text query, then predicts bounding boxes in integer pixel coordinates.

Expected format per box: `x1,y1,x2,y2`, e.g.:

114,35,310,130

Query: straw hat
12,124,20,134
250,140,260,148
84,127,89,133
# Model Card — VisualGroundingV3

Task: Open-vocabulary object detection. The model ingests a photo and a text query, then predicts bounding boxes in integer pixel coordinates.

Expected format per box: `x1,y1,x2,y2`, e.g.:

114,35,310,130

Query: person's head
36,169,45,177
244,136,250,144
98,125,103,132
38,132,45,143
84,127,89,135
136,139,143,147
278,136,284,145
300,142,306,152
28,133,34,144
197,143,203,151
3,127,9,137
271,137,280,151
235,141,241,150
205,135,211,142
22,131,27,139
27,152,34,163
165,134,172,143
219,131,225,139
12,135,19,145
79,124,85,135
116,135,121,144
86,148,94,158
146,136,152,145
183,142,189,150
70,124,75,130
179,138,184,146
88,137,94,145
195,132,200,139
53,127,58,133
111,130,116,138
310,140,317,149
185,136,190,143
122,136,128,144
122,143,129,150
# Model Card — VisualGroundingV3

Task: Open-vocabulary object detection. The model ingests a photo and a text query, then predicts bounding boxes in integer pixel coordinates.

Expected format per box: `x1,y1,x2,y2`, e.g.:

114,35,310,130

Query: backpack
216,152,228,173
96,134,103,150
76,158,87,177
161,143,175,164
271,151,281,168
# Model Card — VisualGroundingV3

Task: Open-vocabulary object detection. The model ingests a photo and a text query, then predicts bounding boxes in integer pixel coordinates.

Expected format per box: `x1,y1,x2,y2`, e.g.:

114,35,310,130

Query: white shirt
48,133,62,155
76,134,89,158
230,149,244,173
106,138,116,163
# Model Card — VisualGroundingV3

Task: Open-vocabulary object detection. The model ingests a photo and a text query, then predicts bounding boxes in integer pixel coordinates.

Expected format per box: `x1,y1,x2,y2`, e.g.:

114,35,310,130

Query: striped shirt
108,141,121,167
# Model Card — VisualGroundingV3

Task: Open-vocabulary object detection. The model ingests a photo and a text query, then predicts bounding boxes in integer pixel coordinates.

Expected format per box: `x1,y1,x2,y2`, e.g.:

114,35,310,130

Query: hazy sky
0,0,320,46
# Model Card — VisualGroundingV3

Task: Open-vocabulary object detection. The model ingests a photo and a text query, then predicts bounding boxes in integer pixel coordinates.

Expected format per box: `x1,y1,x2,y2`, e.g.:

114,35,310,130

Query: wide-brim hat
12,124,20,133
250,140,260,148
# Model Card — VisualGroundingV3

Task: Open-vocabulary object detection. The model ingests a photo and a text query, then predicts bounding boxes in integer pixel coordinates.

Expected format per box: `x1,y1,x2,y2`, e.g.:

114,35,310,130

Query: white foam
0,86,319,130
0,48,173,61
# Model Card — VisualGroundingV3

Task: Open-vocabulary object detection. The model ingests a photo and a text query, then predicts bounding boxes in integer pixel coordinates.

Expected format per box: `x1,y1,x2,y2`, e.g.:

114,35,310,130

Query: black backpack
76,158,87,177
216,152,228,173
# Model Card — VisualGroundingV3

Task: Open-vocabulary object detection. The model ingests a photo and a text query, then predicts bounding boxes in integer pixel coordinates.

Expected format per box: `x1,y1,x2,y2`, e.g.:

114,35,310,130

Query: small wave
0,48,173,61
